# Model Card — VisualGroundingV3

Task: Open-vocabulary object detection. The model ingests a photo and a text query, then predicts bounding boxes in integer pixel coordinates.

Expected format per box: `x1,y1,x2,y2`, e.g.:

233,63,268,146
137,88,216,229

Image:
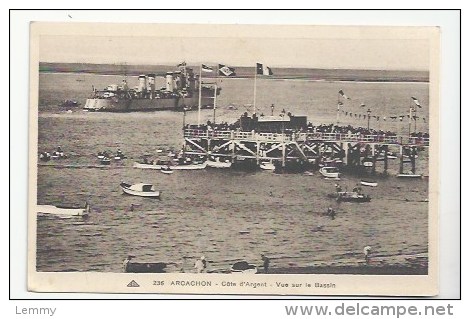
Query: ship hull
84,94,215,112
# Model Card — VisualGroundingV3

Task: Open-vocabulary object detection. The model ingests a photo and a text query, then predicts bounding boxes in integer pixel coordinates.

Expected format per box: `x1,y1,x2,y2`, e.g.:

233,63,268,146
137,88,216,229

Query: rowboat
123,257,166,273
360,180,378,187
230,261,258,274
259,161,275,171
160,166,174,174
100,157,111,165
120,182,160,198
37,202,90,217
328,192,371,203
133,161,207,170
319,167,340,179
397,173,422,179
206,158,232,169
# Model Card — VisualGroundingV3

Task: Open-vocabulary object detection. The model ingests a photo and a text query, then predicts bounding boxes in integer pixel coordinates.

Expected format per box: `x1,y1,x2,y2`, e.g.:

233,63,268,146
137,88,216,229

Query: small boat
397,173,422,179
58,99,80,108
206,158,232,168
38,152,51,162
362,158,374,167
319,167,340,179
259,161,275,171
100,157,111,165
230,261,258,274
160,166,174,174
328,192,371,203
123,257,166,273
97,151,109,160
133,161,207,170
37,202,90,217
360,180,378,187
120,182,160,198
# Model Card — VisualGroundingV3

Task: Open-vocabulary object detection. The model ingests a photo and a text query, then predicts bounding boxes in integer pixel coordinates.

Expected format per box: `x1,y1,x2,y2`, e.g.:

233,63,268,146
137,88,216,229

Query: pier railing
184,129,429,146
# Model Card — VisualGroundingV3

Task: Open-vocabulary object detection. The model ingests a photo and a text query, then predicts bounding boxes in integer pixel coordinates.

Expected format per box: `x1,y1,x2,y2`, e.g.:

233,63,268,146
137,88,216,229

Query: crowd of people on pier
185,120,430,139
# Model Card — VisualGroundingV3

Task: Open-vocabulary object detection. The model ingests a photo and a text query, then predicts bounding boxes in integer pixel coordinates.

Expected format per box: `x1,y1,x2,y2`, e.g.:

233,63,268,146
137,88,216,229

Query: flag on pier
338,90,350,100
411,97,422,108
256,63,273,75
218,64,236,76
201,64,213,72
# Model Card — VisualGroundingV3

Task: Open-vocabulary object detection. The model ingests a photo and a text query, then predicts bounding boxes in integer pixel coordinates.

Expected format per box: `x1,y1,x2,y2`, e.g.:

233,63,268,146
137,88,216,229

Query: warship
84,65,220,112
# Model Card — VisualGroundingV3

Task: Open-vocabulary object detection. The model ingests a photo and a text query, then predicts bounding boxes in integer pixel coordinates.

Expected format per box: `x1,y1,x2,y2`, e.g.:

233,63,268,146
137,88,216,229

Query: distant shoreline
39,62,429,83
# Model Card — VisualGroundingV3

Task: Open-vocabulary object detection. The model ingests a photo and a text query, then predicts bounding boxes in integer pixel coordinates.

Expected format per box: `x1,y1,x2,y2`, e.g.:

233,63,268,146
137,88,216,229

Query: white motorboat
360,180,378,187
37,202,90,217
206,158,232,168
120,182,160,198
319,167,340,179
133,161,207,170
230,261,258,274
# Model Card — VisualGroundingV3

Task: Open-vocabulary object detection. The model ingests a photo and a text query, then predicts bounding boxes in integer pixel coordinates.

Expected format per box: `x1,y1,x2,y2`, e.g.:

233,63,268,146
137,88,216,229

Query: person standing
363,246,372,264
194,256,207,273
261,254,270,274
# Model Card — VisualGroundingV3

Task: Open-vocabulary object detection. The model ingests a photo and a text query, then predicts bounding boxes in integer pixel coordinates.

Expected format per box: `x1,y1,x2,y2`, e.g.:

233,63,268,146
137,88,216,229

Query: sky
38,25,432,70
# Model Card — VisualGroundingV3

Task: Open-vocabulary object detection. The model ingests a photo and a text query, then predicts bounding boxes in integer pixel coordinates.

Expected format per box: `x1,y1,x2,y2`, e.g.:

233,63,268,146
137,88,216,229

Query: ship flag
201,64,213,72
256,63,273,76
338,90,350,100
218,64,236,76
411,97,422,108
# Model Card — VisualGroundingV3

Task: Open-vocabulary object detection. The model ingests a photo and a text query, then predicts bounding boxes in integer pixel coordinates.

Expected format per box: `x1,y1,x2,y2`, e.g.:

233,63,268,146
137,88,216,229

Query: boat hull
360,180,378,187
319,167,340,179
206,160,232,168
125,262,167,273
120,183,160,198
397,174,422,178
37,204,89,216
133,162,207,170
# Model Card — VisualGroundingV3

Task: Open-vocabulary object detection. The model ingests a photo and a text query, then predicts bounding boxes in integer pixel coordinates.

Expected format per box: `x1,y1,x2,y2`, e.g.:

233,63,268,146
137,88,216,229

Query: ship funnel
147,74,156,99
166,72,174,92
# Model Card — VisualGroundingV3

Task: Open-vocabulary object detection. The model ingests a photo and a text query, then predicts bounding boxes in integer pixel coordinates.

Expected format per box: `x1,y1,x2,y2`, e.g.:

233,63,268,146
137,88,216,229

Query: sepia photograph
28,22,440,295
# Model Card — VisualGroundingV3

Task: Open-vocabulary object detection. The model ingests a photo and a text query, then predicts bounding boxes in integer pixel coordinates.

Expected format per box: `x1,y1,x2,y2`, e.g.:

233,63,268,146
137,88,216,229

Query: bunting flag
338,90,350,100
177,61,186,67
201,64,213,72
218,64,236,76
256,63,273,75
411,97,422,108
360,103,366,107
338,101,344,106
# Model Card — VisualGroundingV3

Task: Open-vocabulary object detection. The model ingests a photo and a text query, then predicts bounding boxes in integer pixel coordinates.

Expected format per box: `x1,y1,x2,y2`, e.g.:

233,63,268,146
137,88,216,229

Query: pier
183,129,429,174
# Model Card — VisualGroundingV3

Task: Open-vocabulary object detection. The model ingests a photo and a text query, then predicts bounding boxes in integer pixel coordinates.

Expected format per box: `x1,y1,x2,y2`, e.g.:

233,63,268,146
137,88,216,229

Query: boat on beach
37,202,90,217
319,167,340,179
230,261,258,274
120,182,160,198
360,180,378,187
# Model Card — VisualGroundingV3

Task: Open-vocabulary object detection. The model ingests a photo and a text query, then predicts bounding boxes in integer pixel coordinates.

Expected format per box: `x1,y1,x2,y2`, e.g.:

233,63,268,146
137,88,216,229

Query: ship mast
198,65,202,126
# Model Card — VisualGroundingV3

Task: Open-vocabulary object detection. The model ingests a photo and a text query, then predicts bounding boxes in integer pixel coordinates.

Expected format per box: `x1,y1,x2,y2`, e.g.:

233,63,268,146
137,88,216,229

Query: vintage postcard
28,22,439,295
